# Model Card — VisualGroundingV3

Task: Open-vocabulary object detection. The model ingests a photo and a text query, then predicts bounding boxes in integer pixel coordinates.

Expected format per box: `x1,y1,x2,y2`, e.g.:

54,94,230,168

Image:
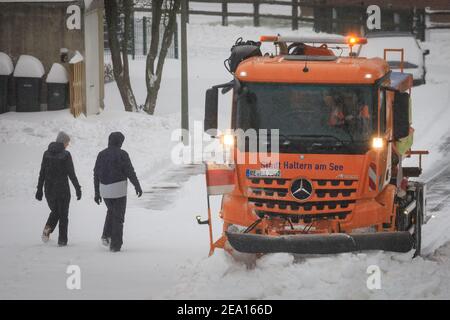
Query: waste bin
0,52,14,114
13,55,45,112
46,63,69,110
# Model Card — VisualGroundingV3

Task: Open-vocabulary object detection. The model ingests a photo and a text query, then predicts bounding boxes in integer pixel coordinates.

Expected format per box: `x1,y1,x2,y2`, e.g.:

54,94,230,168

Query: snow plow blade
226,231,414,254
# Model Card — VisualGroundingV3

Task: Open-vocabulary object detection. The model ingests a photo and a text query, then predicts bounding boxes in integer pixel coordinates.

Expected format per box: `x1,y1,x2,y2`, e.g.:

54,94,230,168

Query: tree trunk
144,0,180,115
144,0,162,114
105,0,138,112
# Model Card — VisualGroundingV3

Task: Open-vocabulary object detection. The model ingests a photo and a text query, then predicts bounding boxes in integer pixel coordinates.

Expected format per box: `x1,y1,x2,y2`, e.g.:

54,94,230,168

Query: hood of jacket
46,142,67,160
47,142,65,154
108,132,125,148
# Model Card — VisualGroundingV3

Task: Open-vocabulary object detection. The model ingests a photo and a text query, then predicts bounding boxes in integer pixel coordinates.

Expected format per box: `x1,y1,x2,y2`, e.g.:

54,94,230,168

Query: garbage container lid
13,55,45,78
46,63,69,84
0,52,13,76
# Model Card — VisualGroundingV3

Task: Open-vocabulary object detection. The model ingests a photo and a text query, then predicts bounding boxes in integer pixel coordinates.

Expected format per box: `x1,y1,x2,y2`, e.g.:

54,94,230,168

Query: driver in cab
323,91,345,127
323,91,370,129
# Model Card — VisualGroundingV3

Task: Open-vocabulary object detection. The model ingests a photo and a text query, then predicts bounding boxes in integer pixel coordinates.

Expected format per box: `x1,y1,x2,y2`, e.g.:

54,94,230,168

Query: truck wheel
395,201,409,231
413,186,424,258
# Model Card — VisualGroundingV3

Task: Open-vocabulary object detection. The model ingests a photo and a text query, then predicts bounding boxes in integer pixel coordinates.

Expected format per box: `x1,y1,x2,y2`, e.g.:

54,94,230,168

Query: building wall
96,8,105,110
0,1,86,107
84,1,105,114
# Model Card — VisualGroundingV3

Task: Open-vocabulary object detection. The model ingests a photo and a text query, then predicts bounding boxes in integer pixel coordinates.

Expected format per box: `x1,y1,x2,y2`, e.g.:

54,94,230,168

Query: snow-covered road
1,20,450,299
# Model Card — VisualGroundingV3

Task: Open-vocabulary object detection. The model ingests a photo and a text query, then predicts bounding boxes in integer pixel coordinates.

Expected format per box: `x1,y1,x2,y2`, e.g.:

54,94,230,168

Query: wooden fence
134,0,450,40
134,0,314,31
425,7,450,29
69,62,84,117
104,16,178,61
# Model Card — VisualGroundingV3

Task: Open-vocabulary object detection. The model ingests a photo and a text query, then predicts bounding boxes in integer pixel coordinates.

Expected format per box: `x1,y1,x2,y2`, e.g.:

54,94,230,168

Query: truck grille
246,176,358,221
254,210,351,223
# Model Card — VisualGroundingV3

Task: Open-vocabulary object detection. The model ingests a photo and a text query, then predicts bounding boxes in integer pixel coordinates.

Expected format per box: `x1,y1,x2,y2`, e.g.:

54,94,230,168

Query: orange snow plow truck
201,35,427,257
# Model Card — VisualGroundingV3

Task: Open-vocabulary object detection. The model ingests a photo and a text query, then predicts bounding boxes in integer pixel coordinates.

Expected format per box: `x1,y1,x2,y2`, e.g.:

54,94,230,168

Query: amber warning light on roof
346,35,367,46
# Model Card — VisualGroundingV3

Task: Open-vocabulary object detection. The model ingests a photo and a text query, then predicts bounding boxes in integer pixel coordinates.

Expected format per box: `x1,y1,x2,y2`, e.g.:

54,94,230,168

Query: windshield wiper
281,134,351,146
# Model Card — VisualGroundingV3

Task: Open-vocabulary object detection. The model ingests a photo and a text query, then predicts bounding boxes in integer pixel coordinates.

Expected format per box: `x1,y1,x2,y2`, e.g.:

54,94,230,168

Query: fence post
360,4,366,36
186,0,190,23
292,0,298,30
174,21,179,59
131,12,135,60
331,7,337,34
222,1,228,26
181,0,189,145
394,11,400,31
420,8,426,41
143,16,147,56
254,0,260,27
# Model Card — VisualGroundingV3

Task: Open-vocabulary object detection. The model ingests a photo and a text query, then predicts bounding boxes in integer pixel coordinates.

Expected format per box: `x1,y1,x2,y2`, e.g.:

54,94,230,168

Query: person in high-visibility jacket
345,104,370,121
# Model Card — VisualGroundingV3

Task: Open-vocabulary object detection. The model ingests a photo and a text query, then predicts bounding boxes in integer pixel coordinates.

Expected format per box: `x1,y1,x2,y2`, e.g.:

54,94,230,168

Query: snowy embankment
1,16,450,299
407,30,450,256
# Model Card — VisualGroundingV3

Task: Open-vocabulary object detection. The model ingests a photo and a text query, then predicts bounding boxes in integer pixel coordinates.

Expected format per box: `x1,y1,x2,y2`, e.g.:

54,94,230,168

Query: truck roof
235,55,390,85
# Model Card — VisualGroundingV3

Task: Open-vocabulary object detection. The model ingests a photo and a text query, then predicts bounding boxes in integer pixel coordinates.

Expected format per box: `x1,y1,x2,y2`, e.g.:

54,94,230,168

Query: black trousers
45,196,70,244
102,196,127,250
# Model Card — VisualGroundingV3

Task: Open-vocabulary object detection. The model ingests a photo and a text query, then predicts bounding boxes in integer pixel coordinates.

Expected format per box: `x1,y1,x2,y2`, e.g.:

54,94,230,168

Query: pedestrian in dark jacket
93,132,142,252
35,131,82,246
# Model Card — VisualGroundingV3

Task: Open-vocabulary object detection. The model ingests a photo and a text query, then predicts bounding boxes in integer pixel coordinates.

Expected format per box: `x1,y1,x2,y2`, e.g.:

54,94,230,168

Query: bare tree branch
105,0,138,112
144,0,180,115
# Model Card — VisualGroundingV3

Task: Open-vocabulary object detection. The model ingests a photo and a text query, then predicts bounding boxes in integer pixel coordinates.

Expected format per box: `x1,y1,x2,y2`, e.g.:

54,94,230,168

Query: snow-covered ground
1,16,450,299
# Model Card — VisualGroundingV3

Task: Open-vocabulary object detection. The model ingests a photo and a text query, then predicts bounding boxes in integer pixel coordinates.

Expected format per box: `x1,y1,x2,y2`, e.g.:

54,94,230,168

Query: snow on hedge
0,52,14,76
46,63,69,83
13,55,45,78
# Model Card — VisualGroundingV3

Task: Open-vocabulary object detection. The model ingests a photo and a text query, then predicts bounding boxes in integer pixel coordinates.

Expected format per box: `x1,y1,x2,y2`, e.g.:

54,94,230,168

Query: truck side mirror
393,91,410,140
204,87,218,134
423,49,430,56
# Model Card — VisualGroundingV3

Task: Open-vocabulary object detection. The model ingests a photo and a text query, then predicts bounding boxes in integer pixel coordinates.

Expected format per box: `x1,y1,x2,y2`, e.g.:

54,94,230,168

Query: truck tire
413,184,424,257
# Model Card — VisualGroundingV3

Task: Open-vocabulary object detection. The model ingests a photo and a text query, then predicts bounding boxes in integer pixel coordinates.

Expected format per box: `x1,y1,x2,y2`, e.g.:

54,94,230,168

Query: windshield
235,82,375,154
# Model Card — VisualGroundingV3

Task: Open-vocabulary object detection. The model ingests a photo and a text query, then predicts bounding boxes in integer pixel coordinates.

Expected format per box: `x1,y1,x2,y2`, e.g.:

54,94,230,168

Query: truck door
379,88,392,190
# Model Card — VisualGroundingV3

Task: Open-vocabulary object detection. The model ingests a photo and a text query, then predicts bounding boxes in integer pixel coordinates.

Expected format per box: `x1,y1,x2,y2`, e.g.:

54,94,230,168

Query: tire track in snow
136,163,204,210
421,141,450,254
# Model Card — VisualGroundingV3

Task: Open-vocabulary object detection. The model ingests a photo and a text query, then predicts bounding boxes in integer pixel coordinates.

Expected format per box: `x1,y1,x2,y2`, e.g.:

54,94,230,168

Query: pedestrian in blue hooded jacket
93,132,142,252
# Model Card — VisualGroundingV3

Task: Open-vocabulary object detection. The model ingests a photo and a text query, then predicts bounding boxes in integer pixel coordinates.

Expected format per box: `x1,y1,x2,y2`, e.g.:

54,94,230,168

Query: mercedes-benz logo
290,178,313,201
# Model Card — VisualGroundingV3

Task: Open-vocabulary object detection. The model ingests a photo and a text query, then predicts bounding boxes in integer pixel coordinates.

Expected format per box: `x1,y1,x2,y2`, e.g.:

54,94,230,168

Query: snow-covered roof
13,55,45,78
0,52,14,75
46,63,69,83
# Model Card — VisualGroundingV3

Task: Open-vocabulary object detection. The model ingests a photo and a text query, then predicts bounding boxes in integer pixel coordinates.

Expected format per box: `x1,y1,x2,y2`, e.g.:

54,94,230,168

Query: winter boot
41,225,51,243
58,241,67,247
110,246,121,252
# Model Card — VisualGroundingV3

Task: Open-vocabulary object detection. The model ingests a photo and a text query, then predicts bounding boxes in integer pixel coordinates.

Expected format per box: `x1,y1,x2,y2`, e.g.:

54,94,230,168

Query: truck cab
203,35,424,256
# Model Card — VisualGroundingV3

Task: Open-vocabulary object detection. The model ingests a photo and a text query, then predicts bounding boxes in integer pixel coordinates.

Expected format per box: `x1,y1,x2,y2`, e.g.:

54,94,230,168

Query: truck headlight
221,134,234,147
372,137,384,149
